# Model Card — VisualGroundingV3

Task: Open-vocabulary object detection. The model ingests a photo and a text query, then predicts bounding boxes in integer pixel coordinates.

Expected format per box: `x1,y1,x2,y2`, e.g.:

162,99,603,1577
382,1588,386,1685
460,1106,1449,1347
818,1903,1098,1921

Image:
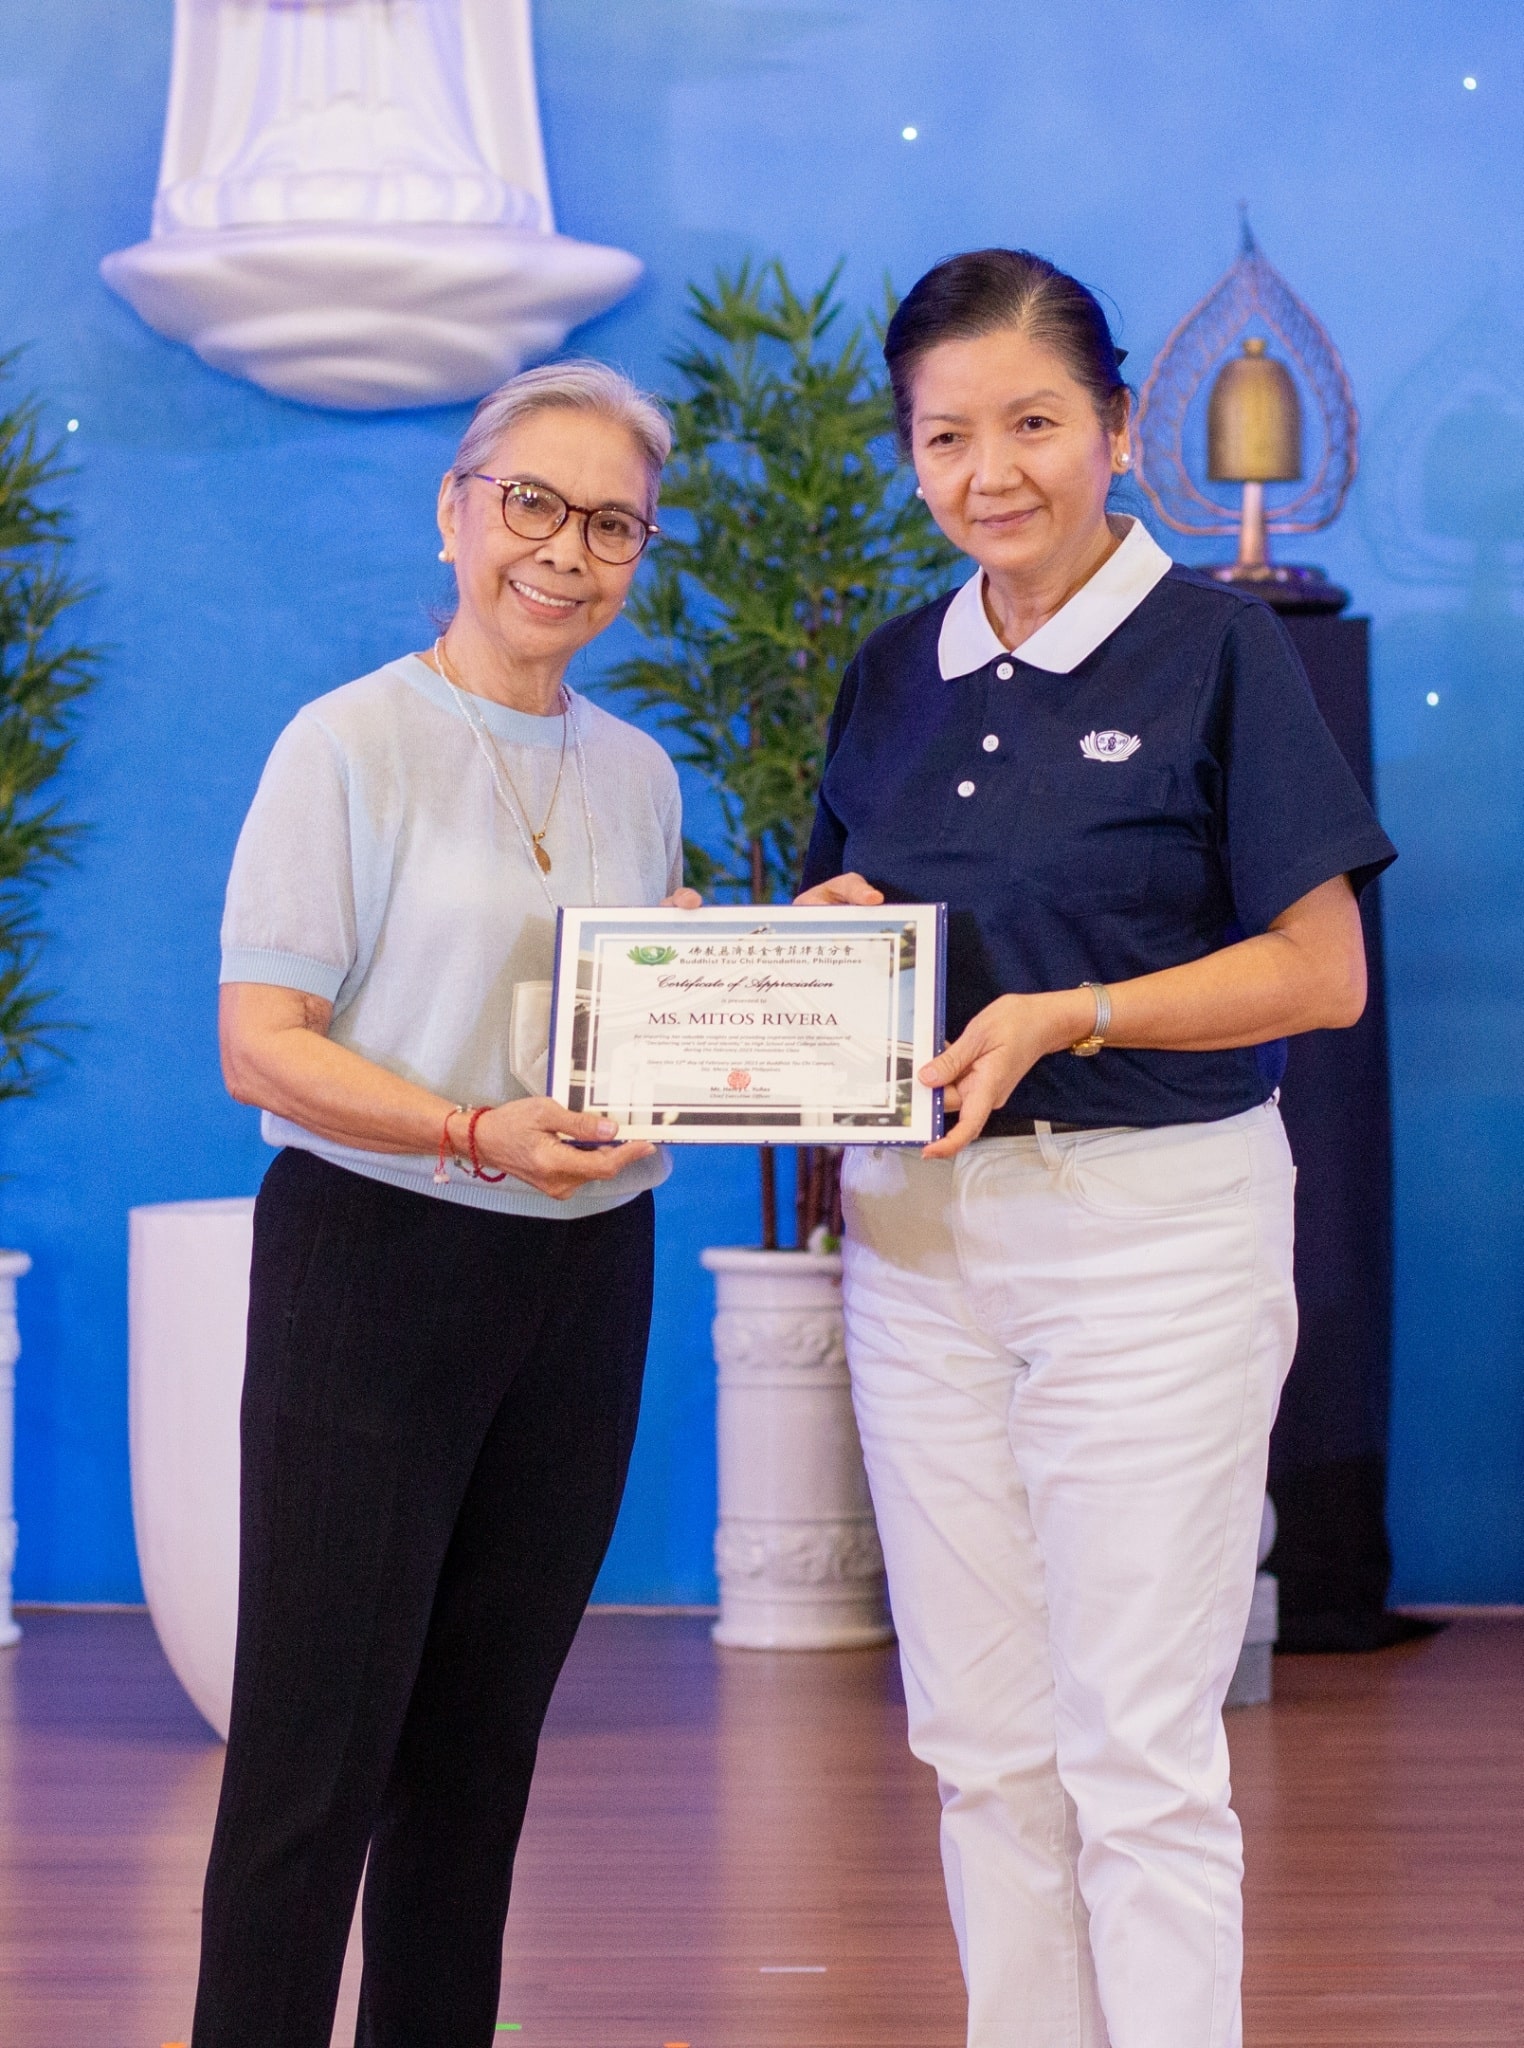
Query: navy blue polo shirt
801,519,1396,1131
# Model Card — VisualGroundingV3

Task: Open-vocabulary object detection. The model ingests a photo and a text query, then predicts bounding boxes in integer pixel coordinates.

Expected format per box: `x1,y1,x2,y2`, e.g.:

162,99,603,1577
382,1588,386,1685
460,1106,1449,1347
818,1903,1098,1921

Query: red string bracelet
434,1104,467,1185
467,1105,508,1183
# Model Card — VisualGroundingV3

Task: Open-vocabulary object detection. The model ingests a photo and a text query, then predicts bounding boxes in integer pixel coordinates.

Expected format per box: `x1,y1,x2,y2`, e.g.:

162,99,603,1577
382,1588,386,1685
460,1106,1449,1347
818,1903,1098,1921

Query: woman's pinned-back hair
449,359,673,500
883,249,1131,447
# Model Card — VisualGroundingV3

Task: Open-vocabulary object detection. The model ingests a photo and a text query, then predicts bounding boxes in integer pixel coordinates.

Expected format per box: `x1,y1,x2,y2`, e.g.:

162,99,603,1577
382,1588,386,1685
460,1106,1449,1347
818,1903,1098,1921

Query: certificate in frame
546,904,946,1145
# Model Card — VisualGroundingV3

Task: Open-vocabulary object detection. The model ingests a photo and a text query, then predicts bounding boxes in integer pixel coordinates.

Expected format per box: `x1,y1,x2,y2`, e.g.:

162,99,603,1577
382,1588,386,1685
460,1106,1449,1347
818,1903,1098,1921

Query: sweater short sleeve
220,712,358,1000
1212,603,1396,935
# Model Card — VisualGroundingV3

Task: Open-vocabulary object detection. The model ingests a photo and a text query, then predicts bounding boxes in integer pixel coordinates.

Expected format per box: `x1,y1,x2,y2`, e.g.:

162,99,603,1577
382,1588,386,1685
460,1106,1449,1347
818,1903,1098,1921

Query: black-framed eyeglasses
469,473,658,565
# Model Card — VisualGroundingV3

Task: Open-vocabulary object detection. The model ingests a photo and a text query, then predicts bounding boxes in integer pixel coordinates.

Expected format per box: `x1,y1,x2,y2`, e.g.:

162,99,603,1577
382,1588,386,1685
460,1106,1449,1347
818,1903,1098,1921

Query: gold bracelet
1070,983,1111,1057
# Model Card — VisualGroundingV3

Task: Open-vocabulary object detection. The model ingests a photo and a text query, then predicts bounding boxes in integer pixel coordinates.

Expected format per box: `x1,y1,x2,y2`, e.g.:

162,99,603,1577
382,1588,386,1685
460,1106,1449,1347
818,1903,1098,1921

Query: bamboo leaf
0,352,101,1098
606,259,958,903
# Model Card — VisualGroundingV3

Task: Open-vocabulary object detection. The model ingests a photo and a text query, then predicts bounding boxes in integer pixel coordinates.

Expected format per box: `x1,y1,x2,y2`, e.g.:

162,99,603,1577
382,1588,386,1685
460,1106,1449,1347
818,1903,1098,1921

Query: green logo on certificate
627,944,679,966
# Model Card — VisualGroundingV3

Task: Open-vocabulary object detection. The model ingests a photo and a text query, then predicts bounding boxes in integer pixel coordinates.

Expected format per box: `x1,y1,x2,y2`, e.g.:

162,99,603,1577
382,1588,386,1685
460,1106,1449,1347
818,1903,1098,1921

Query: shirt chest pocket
1012,762,1173,911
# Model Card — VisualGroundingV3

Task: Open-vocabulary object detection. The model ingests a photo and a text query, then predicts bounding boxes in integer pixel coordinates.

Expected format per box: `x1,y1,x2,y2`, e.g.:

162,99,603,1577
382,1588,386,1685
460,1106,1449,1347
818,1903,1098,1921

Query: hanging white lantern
100,0,642,411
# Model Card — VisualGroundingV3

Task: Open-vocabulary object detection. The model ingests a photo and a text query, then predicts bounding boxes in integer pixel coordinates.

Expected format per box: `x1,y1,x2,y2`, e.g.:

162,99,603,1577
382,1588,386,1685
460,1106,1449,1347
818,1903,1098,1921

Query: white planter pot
0,1250,32,1648
702,1247,893,1651
128,1199,255,1739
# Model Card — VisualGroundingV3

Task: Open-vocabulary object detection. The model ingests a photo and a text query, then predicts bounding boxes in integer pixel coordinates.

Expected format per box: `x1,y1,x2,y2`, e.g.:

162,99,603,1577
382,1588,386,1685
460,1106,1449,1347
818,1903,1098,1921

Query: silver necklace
434,639,601,908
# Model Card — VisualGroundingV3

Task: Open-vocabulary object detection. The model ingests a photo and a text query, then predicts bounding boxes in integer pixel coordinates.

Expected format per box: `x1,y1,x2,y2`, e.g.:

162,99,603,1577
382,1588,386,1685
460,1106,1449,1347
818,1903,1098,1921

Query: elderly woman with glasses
194,362,696,2048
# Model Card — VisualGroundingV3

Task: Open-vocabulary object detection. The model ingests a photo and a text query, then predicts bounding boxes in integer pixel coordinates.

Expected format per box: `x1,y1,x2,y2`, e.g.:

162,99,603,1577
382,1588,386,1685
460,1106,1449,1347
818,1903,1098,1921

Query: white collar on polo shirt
936,515,1174,680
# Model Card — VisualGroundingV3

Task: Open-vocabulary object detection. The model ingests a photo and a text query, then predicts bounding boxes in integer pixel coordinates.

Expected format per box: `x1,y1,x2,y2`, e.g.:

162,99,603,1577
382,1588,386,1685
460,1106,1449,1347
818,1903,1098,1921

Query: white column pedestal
1224,1496,1280,1709
0,1250,33,1648
1225,1570,1279,1709
703,1248,893,1651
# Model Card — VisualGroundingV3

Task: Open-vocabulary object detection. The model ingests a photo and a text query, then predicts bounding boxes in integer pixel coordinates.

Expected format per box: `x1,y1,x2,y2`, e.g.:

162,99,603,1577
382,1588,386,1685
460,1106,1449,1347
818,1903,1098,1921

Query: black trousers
191,1150,655,2048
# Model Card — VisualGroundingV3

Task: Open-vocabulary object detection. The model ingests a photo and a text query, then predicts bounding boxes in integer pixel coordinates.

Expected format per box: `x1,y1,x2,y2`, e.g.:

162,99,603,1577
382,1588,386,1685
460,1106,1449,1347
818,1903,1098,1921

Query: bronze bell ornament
1136,220,1357,613
1208,336,1303,577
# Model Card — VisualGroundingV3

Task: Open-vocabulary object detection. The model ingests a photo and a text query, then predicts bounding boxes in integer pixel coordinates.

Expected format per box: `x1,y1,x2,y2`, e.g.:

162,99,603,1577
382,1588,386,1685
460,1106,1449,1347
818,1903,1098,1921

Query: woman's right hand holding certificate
794,871,886,909
471,1098,656,1197
220,984,656,1204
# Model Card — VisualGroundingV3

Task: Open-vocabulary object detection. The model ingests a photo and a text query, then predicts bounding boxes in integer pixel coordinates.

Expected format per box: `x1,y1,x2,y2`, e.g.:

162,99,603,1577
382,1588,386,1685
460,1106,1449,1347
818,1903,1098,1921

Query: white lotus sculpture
101,0,642,410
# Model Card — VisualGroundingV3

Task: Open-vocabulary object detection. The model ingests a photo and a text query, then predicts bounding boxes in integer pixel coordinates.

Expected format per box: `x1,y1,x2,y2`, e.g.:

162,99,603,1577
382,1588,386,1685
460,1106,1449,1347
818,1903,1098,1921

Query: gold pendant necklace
435,639,568,876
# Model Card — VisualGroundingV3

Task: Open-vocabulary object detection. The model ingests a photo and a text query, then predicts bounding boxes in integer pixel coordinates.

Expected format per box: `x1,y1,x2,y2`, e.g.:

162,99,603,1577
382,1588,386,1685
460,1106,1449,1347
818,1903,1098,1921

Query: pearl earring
438,548,451,562
914,486,925,499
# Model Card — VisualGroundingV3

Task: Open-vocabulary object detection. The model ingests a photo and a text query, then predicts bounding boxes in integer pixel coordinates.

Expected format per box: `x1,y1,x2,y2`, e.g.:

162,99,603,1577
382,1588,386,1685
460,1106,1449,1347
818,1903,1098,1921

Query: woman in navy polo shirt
799,249,1394,2048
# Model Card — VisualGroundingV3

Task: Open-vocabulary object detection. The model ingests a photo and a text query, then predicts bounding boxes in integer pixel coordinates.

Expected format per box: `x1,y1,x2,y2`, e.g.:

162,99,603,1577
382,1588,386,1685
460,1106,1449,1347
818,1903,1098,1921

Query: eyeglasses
469,473,658,566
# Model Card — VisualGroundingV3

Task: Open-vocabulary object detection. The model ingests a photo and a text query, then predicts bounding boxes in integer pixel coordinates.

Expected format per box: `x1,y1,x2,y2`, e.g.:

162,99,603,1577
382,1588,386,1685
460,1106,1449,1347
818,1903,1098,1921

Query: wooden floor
1,1611,1521,2047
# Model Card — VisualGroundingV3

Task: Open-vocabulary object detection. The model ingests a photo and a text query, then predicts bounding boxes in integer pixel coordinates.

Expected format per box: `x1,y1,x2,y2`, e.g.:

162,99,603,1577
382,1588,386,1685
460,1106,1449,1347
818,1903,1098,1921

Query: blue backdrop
1,0,1519,1604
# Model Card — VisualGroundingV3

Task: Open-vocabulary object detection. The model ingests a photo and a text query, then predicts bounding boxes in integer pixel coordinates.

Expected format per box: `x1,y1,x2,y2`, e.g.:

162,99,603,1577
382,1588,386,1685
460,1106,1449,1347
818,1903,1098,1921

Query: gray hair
449,360,672,502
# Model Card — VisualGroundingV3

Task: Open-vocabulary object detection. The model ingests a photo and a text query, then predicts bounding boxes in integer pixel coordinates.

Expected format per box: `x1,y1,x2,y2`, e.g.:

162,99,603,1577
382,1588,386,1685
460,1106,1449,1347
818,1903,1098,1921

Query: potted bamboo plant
607,263,955,1646
0,357,102,1644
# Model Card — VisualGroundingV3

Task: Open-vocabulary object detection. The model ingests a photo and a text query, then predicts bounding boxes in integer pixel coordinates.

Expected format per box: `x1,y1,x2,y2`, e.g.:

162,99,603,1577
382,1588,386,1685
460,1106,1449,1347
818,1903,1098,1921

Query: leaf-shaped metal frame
1358,294,1524,586
1137,227,1359,539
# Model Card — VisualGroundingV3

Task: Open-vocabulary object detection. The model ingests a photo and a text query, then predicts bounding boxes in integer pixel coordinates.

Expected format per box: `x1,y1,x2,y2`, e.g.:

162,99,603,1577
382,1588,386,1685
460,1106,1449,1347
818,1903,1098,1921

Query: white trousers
840,1102,1297,2048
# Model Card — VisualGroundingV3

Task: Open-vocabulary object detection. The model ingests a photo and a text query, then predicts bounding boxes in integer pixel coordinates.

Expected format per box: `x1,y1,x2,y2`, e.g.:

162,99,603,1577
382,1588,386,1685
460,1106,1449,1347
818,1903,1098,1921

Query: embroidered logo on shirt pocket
1080,729,1141,761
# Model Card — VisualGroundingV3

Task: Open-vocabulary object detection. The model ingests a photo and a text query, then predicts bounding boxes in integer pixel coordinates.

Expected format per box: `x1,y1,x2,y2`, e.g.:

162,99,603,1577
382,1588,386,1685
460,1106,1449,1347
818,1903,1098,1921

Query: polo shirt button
957,779,976,798
982,733,999,752
995,661,1014,680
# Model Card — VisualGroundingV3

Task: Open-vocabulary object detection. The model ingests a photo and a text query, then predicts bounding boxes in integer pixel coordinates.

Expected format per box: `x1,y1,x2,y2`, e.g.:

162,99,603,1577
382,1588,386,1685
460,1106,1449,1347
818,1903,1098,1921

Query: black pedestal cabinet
1268,615,1407,1651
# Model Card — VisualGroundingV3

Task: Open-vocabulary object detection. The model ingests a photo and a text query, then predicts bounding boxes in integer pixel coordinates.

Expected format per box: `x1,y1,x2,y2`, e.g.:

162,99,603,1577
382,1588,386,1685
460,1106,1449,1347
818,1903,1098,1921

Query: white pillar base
703,1248,893,1652
0,1250,32,1648
1225,1570,1280,1708
1225,1498,1281,1709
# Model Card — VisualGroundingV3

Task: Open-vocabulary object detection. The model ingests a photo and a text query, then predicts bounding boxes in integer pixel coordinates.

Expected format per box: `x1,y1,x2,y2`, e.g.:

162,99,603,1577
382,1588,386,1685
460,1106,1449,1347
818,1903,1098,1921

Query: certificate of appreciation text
546,904,946,1144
